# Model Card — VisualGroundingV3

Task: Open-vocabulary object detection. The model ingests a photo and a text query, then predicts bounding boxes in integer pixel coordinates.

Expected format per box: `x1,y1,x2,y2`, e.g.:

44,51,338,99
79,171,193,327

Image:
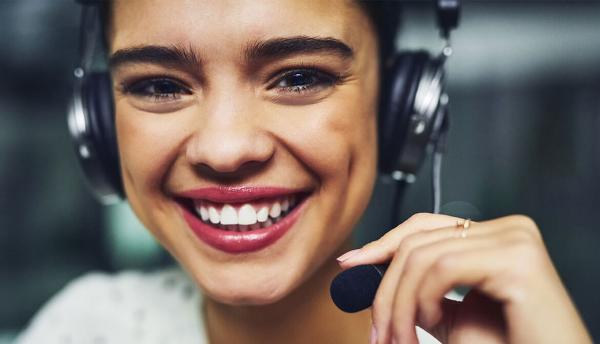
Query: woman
18,1,592,343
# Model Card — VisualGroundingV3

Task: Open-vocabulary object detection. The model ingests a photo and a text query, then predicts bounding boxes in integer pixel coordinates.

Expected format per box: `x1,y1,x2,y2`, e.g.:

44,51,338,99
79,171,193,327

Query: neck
203,244,371,344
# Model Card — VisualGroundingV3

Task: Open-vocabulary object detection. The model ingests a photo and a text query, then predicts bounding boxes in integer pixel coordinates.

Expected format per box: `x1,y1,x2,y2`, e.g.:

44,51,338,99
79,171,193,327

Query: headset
68,1,461,218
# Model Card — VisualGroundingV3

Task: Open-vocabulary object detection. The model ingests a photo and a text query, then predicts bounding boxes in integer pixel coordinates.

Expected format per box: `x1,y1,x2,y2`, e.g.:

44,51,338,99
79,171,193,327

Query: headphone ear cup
78,71,124,202
378,52,430,174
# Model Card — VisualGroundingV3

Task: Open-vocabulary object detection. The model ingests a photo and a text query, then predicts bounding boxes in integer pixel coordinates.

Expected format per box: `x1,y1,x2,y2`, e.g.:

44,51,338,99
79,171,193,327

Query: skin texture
339,213,593,344
107,1,592,343
109,0,377,342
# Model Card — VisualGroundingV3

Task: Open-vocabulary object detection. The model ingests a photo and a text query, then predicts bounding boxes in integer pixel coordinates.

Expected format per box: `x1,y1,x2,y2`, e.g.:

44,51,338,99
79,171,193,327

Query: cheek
115,100,188,197
273,87,378,186
266,83,378,244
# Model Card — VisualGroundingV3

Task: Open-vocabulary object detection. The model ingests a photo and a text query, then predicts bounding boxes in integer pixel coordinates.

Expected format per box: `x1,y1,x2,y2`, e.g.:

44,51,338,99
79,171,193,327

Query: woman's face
109,0,379,305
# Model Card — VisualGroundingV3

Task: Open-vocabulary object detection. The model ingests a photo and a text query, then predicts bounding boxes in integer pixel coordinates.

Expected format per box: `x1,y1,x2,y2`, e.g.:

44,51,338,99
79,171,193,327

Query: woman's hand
336,213,592,344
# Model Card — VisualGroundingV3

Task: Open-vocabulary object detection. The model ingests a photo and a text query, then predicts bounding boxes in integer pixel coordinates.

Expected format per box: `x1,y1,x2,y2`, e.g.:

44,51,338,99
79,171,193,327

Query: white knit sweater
16,267,439,344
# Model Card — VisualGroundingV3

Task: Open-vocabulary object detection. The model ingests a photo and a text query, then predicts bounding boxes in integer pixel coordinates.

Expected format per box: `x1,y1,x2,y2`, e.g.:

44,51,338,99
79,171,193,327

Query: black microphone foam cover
330,264,388,313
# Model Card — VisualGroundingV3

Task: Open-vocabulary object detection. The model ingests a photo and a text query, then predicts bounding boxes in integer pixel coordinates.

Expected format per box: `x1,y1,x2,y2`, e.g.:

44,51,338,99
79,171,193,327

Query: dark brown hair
358,1,402,63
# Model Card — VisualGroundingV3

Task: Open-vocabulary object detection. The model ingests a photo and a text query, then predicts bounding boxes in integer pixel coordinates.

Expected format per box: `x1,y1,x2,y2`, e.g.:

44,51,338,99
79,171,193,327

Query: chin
200,272,296,306
214,287,288,306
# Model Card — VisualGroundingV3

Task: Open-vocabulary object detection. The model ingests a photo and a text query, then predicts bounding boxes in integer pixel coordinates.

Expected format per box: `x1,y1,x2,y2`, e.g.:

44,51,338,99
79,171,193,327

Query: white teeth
197,195,301,230
220,205,238,225
201,207,210,221
256,207,269,222
198,206,209,221
269,202,281,218
208,207,220,224
281,199,289,212
238,204,257,225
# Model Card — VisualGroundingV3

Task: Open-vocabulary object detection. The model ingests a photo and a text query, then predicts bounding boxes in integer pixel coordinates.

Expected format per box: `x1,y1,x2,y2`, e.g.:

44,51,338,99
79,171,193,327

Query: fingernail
336,249,361,262
369,325,377,344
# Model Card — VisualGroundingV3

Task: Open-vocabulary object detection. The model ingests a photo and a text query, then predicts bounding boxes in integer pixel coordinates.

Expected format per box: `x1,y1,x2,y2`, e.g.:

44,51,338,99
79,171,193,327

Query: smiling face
108,0,379,305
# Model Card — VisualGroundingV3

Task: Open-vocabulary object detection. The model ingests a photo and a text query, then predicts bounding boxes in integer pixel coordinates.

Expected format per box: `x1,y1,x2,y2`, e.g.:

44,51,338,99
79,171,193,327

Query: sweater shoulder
16,267,205,344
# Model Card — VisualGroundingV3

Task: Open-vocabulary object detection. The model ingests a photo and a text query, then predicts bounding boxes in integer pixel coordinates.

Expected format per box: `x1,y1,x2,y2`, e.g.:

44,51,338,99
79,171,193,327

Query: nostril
184,128,275,175
193,158,273,180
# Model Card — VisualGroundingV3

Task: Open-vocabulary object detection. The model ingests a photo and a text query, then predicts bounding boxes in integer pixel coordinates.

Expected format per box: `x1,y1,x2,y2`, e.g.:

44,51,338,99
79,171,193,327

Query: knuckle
513,241,544,262
362,238,390,254
507,227,536,242
397,233,419,254
407,212,430,225
433,254,456,275
361,240,378,250
377,227,404,247
516,228,542,245
505,241,546,279
508,214,542,239
405,250,426,272
508,214,536,227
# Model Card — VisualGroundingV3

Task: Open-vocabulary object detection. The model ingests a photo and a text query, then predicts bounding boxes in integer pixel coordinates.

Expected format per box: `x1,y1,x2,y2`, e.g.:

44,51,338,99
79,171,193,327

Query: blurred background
1,0,599,342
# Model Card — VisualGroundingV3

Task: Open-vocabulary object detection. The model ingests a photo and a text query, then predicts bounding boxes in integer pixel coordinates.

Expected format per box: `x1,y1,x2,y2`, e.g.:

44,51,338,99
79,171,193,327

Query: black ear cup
378,52,430,174
378,51,445,176
69,71,123,203
83,72,123,198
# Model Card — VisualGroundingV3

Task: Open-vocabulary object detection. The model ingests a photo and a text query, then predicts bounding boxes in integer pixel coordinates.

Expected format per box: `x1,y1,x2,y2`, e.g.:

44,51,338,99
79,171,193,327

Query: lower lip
179,198,307,254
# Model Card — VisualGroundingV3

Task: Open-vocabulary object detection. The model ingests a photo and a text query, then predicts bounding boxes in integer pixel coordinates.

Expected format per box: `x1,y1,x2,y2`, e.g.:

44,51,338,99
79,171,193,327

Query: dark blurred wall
1,0,599,342
0,0,108,337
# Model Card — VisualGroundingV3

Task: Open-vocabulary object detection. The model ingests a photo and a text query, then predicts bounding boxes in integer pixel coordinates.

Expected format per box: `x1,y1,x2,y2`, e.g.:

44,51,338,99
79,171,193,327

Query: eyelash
122,78,192,102
121,67,344,102
267,68,344,94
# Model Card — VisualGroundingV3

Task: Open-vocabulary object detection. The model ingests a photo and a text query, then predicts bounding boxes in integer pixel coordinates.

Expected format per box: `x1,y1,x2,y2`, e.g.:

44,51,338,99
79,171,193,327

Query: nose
185,93,274,176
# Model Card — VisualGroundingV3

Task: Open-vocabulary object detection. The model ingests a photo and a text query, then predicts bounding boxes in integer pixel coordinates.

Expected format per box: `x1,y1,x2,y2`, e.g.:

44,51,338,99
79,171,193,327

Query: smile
192,195,300,231
176,187,310,253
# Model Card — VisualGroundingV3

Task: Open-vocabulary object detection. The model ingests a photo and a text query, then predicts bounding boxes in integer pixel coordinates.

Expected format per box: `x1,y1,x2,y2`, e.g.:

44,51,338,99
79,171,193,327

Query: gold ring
456,218,472,238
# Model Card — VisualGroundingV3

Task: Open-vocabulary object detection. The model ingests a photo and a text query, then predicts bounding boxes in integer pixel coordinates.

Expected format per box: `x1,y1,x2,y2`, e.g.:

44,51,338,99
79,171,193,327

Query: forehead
109,0,371,54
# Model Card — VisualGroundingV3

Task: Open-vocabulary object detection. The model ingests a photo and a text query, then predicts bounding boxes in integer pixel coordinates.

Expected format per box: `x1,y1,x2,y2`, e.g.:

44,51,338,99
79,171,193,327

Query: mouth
178,193,304,231
175,187,311,253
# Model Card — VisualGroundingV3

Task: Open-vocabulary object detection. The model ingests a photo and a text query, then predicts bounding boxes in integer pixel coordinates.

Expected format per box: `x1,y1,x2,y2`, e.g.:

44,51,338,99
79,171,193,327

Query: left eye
124,78,192,102
269,69,337,93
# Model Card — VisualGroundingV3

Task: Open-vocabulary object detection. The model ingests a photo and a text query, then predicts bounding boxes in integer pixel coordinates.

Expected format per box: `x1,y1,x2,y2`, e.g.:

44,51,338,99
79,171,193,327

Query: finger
376,216,538,343
391,235,500,344
372,223,494,344
337,213,461,268
418,249,508,344
417,226,541,328
397,224,534,342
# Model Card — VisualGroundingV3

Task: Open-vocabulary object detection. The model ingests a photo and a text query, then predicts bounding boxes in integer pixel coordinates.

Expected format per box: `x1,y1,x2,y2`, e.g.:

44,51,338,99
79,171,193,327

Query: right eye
124,78,192,103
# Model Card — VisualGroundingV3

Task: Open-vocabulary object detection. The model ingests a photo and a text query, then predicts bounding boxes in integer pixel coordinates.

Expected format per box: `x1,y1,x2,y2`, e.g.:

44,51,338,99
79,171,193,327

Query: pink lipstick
176,187,309,253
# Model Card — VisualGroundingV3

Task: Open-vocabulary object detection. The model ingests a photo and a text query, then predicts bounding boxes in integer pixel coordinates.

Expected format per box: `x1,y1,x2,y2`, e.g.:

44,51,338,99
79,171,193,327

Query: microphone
330,264,388,313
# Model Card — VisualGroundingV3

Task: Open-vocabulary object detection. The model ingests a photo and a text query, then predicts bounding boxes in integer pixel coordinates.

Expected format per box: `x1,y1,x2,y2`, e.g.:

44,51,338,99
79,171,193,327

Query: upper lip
175,186,309,203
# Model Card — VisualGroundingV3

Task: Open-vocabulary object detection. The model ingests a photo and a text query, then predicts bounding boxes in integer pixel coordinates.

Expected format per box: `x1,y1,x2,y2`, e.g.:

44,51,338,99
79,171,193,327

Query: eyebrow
109,45,201,70
244,36,354,61
108,36,354,70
